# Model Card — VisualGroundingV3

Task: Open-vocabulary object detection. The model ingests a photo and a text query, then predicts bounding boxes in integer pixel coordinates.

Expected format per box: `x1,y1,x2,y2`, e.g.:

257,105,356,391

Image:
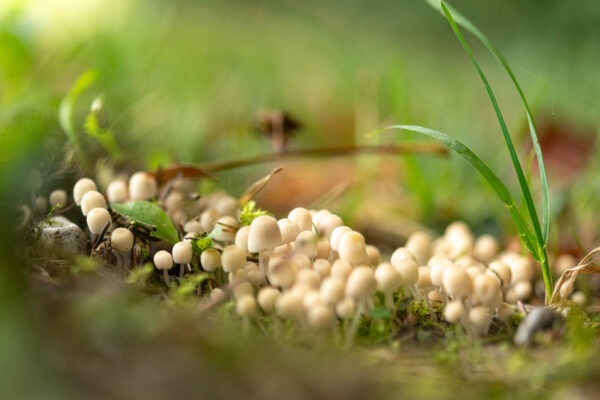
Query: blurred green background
2,1,600,398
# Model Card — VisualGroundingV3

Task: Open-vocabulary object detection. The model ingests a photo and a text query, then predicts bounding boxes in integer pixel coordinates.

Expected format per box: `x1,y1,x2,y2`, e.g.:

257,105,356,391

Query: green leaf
239,200,271,226
378,125,541,260
371,305,393,320
84,96,122,160
59,69,98,157
111,201,179,244
426,0,549,244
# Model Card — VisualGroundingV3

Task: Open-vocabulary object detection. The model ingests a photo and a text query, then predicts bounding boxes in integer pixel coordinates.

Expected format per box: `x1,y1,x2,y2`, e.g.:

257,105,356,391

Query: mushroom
87,208,111,235
106,180,128,203
172,241,193,277
443,300,464,323
154,250,174,285
257,287,280,313
200,248,221,272
49,189,67,207
375,263,401,306
405,231,432,265
221,245,247,274
338,231,367,266
129,172,158,201
320,277,345,306
80,191,107,216
295,231,319,259
474,234,498,262
248,215,282,273
73,178,97,206
111,227,134,253
288,207,313,232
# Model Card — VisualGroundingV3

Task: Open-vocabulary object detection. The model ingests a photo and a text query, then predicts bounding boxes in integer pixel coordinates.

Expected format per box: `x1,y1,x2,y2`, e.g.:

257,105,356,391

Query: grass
374,0,553,300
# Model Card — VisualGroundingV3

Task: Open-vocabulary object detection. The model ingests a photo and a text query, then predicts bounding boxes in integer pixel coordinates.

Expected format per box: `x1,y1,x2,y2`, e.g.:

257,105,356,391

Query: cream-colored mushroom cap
330,259,353,281
153,250,173,270
406,231,432,265
391,247,417,266
308,304,335,331
429,258,454,287
316,214,343,239
234,226,251,252
111,227,134,252
288,207,313,232
442,265,472,300
236,295,257,318
275,291,304,319
375,263,402,293
215,215,239,242
313,258,331,278
267,256,297,289
345,266,376,301
320,277,345,305
172,241,193,264
221,245,246,273
257,287,280,313
233,281,253,300
106,180,128,203
474,234,498,262
330,226,352,252
81,191,107,216
489,260,512,287
128,172,158,201
366,245,381,266
87,208,111,234
338,231,367,265
201,248,221,272
336,298,355,319
394,259,419,286
73,178,97,206
473,274,501,306
277,218,300,244
210,288,226,303
416,266,433,289
248,215,282,253
295,230,319,258
443,300,464,323
49,189,68,207
468,306,488,331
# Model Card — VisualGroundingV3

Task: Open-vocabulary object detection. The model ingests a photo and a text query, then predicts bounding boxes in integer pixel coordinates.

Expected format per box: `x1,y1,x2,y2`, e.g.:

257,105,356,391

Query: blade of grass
426,0,549,245
375,125,540,258
438,2,553,295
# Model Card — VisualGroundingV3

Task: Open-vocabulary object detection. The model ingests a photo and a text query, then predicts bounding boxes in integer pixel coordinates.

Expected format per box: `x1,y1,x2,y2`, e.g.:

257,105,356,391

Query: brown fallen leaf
550,246,600,304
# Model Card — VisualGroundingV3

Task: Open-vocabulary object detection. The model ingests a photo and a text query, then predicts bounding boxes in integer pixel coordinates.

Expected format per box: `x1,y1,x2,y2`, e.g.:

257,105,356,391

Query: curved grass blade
439,1,552,294
378,125,540,259
426,0,549,244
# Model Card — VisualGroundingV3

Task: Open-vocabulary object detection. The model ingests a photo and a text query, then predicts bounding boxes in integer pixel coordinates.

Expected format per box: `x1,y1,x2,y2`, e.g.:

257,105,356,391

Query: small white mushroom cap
163,190,185,212
87,208,111,234
375,263,402,294
49,189,67,207
391,247,416,267
572,291,586,306
233,281,253,300
106,180,128,203
366,245,381,266
474,234,499,262
468,306,489,332
210,288,226,303
330,226,352,252
473,274,501,307
291,253,312,270
303,290,324,310
221,245,246,273
489,260,512,287
336,298,356,319
320,277,345,305
111,227,134,252
184,219,203,234
277,218,300,244
429,258,453,287
330,259,353,281
214,195,238,217
442,265,472,300
288,207,313,232
345,266,376,301
428,290,443,303
153,250,173,270
338,231,367,265
35,196,47,212
501,252,534,283
307,304,335,331
496,303,514,322
316,238,331,260
406,231,432,265
235,226,251,252
80,191,107,216
316,214,343,239
73,178,97,206
267,256,297,289
312,209,332,227
313,258,331,278
513,280,532,300
236,295,257,318
200,208,219,232
295,231,319,258
416,266,433,289
201,248,221,272
248,215,282,253
128,172,158,201
394,259,419,286
275,291,304,319
172,241,193,264
296,269,321,289
257,287,280,313
215,215,239,242
443,300,464,323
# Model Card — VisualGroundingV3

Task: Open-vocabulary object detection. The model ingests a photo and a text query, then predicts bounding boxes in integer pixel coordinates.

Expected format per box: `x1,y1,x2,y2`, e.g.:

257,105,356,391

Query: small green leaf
84,96,122,160
239,200,271,226
111,201,179,244
371,305,393,320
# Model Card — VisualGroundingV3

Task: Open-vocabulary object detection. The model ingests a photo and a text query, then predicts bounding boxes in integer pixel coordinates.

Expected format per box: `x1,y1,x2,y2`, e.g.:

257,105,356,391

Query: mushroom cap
406,231,432,265
331,259,353,281
320,277,345,305
153,250,174,270
442,265,472,300
215,215,239,242
316,214,343,239
128,172,158,201
275,291,304,319
233,281,253,300
313,258,331,278
468,306,488,331
513,280,532,300
73,178,97,206
221,245,246,273
345,265,376,301
288,207,313,232
210,288,226,303
236,295,257,318
416,266,433,289
474,234,499,262
81,190,107,216
87,207,111,234
330,226,352,252
473,273,501,306
338,231,367,265
267,256,297,289
394,259,419,286
296,269,321,289
295,230,318,258
365,245,381,266
257,287,280,313
307,304,335,331
248,215,282,253
391,247,416,267
443,300,464,323
106,180,128,203
375,263,402,293
111,227,134,252
200,248,221,272
49,189,67,207
172,241,193,264
235,225,251,252
429,258,454,287
336,298,356,319
277,218,300,244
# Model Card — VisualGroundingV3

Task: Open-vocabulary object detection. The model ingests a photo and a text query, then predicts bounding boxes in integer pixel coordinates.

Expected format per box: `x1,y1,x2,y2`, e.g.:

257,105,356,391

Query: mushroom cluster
32,172,581,339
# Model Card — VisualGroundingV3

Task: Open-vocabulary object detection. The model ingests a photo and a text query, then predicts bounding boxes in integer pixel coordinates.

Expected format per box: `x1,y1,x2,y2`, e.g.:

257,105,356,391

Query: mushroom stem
258,251,265,275
179,263,184,278
347,303,365,345
163,269,171,286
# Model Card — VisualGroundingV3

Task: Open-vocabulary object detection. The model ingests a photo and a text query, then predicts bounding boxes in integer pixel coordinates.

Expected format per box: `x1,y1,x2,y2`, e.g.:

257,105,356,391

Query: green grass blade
426,0,549,244
378,125,541,259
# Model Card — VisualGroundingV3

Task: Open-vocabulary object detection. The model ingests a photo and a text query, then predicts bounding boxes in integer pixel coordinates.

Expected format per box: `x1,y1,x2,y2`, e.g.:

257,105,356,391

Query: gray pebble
514,306,562,346
34,216,87,259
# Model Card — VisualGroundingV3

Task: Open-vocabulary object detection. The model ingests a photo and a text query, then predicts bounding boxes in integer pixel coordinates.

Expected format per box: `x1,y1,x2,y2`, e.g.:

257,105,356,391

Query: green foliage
371,305,393,320
239,200,271,226
70,256,98,275
170,273,210,302
59,69,98,157
111,201,179,244
126,263,154,286
193,236,214,255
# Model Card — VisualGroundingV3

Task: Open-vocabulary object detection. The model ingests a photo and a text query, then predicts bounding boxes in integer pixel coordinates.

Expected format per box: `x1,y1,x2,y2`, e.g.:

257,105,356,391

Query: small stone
34,216,87,259
513,307,562,346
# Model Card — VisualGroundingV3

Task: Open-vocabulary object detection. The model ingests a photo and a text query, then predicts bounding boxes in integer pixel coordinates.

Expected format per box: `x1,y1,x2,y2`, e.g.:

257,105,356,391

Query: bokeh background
1,0,600,398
